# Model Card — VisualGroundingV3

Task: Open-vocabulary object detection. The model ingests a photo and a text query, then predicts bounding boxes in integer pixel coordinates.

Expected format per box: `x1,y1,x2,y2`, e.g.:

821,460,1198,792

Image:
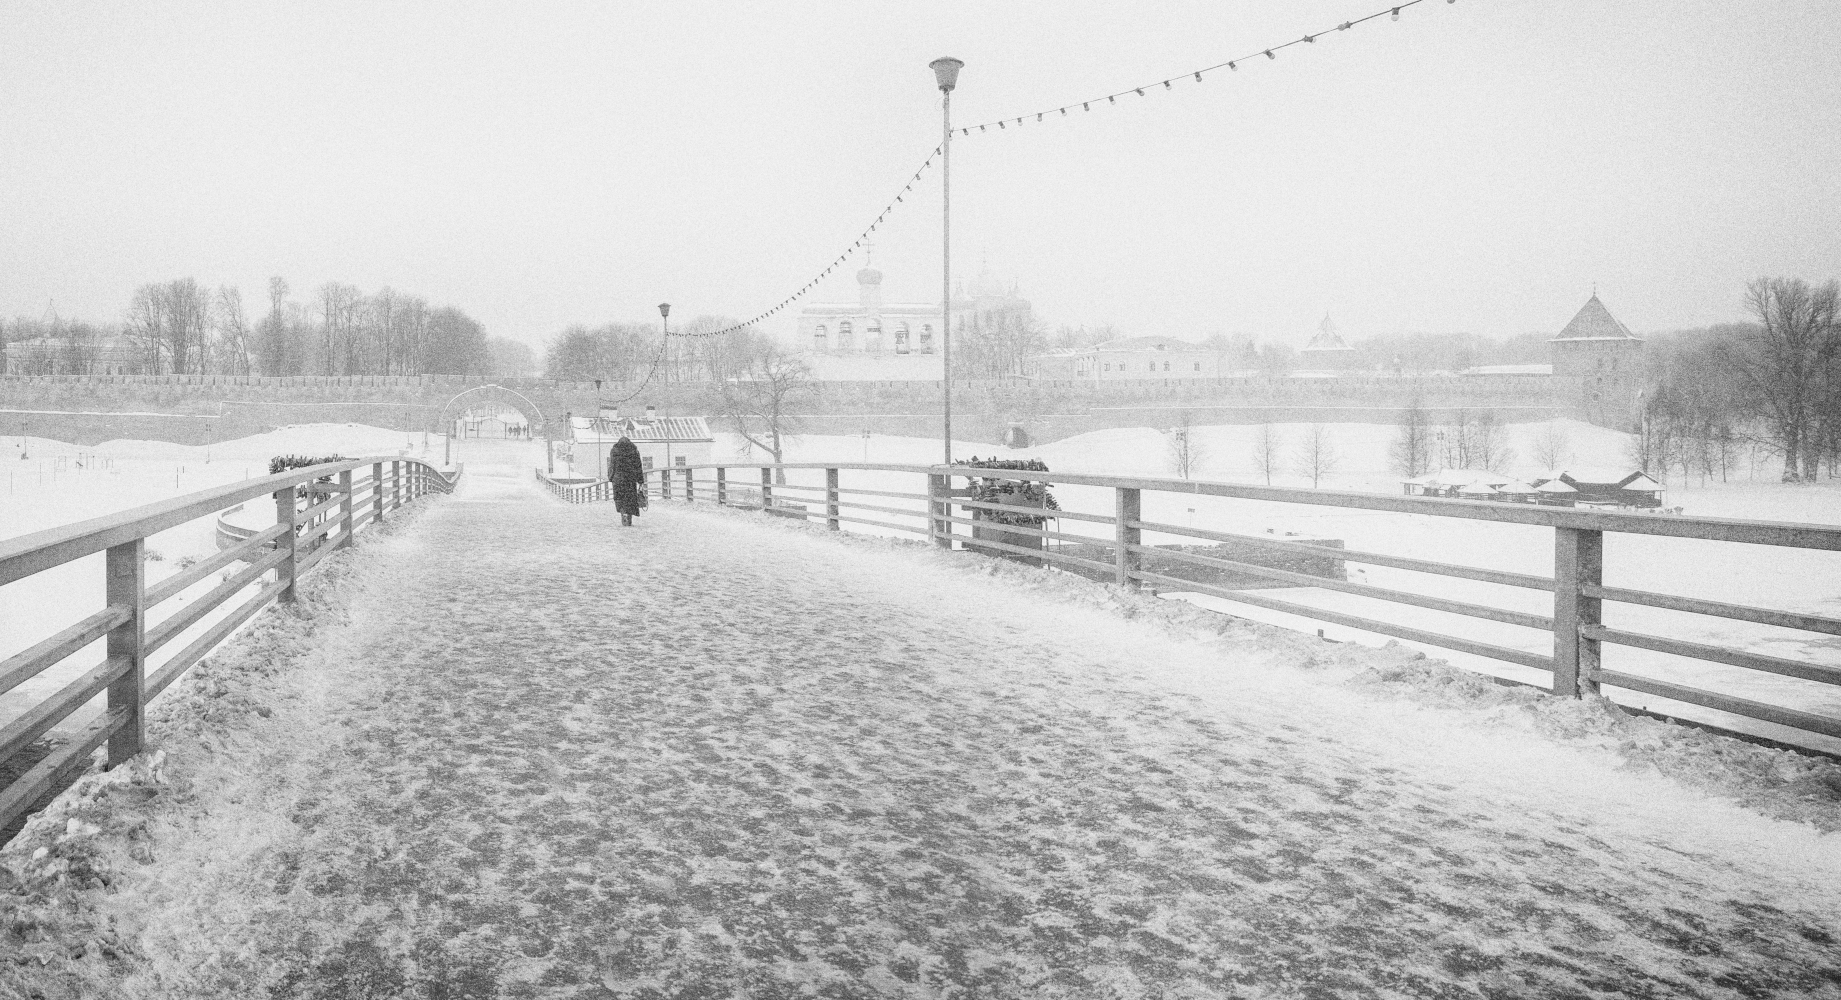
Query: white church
794,260,1030,380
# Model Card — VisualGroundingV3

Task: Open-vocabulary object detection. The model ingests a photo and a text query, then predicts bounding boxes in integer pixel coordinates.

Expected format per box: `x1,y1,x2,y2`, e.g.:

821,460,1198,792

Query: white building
796,261,1032,379
570,406,714,479
1032,335,1224,381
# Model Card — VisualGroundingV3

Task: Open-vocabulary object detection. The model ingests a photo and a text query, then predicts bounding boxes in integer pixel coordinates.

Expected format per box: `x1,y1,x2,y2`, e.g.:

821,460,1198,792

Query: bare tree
126,285,167,373
1295,423,1338,489
707,333,813,484
1726,277,1840,480
214,286,251,376
955,308,1047,378
1467,411,1516,472
1530,420,1573,472
487,337,537,376
1251,423,1282,485
1167,411,1207,479
1389,396,1434,477
316,283,363,375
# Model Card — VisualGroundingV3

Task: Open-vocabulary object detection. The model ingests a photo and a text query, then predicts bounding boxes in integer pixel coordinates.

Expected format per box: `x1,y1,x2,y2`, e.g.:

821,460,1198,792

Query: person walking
609,435,647,527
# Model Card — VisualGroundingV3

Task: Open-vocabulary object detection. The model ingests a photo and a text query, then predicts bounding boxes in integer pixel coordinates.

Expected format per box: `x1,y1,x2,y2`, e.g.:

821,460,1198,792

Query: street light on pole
659,302,671,383
930,56,963,467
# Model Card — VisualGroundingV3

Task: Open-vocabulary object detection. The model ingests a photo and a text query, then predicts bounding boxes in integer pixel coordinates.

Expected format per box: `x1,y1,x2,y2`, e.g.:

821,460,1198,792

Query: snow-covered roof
1456,481,1499,495
1551,294,1641,343
1428,468,1509,488
571,415,712,443
1302,314,1355,354
1496,480,1540,494
1092,335,1206,353
1534,479,1578,493
1621,473,1664,491
1555,467,1643,487
1464,364,1554,376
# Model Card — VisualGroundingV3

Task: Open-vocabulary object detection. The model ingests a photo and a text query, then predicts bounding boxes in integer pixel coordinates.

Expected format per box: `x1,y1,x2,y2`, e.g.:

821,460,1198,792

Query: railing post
760,467,773,511
1115,486,1142,589
663,468,673,501
104,538,145,766
684,467,695,502
372,462,384,523
929,473,951,549
338,469,354,549
826,468,840,531
392,461,402,511
275,484,298,603
1552,526,1603,697
716,467,727,505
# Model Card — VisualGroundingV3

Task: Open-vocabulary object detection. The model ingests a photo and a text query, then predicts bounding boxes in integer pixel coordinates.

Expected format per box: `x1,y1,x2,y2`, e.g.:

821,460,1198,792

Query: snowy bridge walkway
83,456,1841,998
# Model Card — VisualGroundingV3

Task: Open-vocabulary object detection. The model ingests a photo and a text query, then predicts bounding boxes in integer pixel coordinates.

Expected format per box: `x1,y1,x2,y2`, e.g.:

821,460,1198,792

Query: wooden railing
0,458,457,834
549,460,1841,751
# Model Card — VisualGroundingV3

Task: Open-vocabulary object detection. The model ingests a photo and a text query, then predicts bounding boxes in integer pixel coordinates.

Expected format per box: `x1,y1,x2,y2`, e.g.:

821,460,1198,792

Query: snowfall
1,423,1840,997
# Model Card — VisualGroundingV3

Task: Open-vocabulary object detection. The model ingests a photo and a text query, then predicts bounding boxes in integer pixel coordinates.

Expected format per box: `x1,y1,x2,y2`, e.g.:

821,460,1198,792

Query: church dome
856,266,883,285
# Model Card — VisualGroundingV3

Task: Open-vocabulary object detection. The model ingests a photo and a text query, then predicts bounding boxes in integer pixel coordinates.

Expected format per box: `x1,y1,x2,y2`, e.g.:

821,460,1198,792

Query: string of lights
957,0,1432,135
662,144,945,342
660,0,1440,345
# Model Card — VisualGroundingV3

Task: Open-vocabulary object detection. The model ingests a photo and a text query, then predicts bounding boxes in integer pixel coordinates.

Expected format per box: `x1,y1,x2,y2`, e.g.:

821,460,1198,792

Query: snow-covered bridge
4,445,1840,997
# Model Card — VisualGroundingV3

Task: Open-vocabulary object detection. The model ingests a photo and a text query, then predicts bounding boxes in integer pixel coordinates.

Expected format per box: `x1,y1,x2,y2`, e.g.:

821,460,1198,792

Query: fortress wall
2,373,1585,447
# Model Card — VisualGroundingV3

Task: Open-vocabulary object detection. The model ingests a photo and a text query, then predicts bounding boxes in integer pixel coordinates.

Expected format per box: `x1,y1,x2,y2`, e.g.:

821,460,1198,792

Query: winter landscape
6,2,1841,998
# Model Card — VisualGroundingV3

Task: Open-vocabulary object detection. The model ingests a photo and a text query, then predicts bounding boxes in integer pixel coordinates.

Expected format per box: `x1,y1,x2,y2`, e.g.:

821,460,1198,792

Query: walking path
38,453,1841,997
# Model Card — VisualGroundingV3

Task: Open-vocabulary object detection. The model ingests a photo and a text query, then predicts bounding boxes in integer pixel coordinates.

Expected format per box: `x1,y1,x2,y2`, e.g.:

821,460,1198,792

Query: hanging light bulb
1304,34,1315,43
1134,87,1144,96
1339,21,1351,30
1228,61,1237,71
1163,80,1172,89
1194,71,1202,82
1264,49,1275,59
1391,7,1400,19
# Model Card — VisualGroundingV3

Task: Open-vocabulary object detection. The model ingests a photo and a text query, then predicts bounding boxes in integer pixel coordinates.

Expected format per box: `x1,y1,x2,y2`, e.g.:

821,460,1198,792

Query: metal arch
435,383,551,435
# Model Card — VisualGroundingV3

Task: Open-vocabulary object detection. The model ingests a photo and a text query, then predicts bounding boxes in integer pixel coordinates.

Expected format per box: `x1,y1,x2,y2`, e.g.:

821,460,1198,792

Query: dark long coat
609,438,646,517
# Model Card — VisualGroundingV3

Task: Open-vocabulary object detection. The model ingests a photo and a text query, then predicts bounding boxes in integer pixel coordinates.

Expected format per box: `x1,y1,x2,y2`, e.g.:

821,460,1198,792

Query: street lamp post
930,56,963,467
659,303,671,384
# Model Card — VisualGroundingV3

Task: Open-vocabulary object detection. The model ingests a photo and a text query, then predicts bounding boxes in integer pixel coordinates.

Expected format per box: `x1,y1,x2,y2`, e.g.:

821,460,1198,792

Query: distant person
609,436,646,527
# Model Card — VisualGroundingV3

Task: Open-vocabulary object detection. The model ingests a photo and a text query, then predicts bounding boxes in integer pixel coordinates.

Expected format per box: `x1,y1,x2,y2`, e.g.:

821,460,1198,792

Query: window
1193,362,1201,372
642,456,655,471
895,322,910,354
675,456,687,466
867,320,882,353
1104,363,1111,372
1163,362,1171,372
838,320,854,351
919,325,934,354
813,325,827,351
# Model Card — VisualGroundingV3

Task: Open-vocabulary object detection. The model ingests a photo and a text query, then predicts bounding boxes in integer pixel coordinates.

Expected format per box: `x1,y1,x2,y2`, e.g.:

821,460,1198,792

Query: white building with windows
1031,336,1224,381
796,262,1032,380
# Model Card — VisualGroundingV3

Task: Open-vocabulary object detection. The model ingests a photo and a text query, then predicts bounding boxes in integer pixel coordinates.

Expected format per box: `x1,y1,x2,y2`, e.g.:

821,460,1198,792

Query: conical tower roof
1303,313,1353,352
1552,294,1640,342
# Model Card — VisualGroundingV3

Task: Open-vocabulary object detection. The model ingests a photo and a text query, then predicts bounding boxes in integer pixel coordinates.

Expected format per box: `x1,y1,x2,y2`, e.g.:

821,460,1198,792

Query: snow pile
0,495,437,1000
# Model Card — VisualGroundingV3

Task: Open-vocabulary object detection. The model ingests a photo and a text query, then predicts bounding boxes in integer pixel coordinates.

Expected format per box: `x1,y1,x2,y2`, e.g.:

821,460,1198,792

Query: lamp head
658,302,671,319
929,57,964,93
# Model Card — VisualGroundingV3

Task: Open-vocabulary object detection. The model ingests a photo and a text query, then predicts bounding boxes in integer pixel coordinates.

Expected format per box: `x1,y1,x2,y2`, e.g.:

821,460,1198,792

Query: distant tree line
3,277,533,378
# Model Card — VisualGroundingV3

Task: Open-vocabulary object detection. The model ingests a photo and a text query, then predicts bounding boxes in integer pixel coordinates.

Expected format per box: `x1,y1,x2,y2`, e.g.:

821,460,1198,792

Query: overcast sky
3,1,1838,352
